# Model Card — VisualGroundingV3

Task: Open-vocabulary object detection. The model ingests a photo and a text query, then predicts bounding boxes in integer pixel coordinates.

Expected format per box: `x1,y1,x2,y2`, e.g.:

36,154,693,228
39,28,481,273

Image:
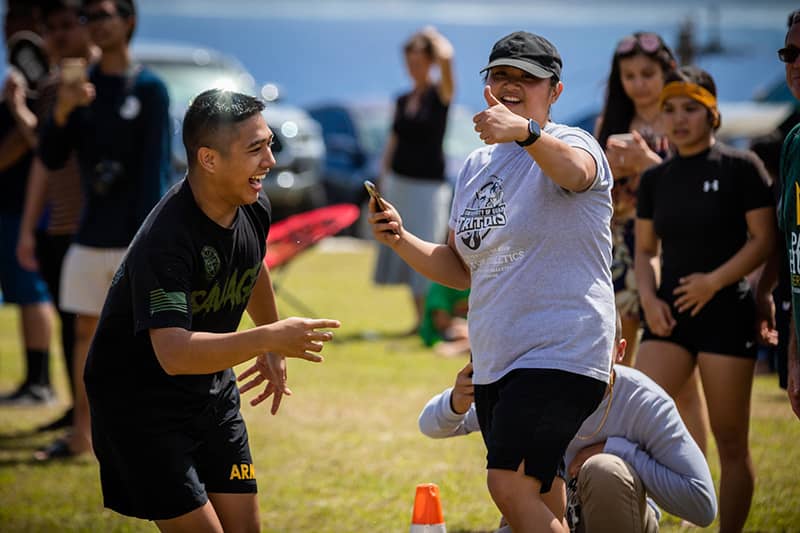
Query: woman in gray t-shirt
368,31,614,532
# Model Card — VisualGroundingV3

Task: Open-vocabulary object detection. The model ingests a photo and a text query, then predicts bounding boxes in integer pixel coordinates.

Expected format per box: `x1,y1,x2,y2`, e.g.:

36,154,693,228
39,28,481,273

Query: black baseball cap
481,31,562,81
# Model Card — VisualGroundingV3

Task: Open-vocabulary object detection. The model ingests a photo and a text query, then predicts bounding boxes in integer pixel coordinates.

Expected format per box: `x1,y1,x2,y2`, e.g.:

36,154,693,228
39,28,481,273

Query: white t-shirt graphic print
450,122,615,385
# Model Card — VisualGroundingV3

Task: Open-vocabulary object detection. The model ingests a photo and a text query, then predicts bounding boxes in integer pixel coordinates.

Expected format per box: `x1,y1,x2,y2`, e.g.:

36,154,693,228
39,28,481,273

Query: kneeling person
419,315,717,532
84,89,340,531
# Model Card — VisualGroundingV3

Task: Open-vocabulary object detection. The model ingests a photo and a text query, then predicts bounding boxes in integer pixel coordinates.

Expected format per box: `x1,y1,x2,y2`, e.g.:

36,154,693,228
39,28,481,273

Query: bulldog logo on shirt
456,176,507,250
201,246,221,281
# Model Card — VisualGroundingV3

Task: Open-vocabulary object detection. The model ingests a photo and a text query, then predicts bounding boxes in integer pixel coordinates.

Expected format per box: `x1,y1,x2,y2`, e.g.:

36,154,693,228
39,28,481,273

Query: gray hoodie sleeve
603,376,718,526
418,388,480,438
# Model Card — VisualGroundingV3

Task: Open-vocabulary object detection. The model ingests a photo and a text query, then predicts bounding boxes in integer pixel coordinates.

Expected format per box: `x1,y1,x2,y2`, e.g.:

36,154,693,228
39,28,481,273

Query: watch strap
516,119,541,147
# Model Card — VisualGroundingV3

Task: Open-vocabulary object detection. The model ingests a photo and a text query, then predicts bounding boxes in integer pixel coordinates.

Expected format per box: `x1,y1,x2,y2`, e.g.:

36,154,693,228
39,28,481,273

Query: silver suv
132,41,326,217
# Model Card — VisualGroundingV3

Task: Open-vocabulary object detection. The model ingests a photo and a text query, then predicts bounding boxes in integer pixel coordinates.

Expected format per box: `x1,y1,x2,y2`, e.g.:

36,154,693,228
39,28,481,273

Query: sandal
33,438,75,461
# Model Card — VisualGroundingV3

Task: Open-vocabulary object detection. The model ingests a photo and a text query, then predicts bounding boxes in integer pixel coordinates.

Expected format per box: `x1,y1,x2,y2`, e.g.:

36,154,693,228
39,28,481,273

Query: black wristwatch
516,119,541,147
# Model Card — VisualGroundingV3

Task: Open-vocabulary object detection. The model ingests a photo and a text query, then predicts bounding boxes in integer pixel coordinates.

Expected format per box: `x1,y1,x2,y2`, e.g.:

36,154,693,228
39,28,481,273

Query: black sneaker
0,384,56,407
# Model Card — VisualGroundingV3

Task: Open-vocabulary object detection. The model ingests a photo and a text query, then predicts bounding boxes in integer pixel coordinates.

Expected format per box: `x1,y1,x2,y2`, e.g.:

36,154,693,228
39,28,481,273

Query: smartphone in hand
364,180,397,234
364,180,387,212
607,133,635,145
60,58,87,84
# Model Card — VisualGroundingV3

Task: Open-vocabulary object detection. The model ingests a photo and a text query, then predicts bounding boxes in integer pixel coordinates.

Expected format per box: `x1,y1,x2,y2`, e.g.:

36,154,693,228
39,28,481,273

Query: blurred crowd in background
0,0,798,530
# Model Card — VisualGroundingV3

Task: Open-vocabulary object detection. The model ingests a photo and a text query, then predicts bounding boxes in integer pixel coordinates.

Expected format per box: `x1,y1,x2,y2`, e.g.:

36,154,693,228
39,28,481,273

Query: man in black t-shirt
84,89,340,529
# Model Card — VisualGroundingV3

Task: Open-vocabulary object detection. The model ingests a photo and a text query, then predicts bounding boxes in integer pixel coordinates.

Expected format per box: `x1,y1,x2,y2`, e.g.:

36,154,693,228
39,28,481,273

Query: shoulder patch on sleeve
149,288,188,315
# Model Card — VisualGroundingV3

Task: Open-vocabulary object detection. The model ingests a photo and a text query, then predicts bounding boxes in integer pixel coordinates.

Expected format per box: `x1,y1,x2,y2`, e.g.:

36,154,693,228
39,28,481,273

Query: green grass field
1,241,799,532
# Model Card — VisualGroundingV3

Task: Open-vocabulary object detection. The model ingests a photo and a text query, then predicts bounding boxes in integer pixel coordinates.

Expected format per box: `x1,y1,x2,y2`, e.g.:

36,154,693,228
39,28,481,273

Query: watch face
516,119,540,147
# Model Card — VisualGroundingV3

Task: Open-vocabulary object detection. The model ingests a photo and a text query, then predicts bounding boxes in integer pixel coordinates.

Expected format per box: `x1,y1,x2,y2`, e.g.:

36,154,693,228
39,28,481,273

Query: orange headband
659,81,720,128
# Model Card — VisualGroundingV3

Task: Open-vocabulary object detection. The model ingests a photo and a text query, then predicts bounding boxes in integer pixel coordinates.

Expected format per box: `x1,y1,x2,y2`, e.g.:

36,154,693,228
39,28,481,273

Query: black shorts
90,393,257,520
641,281,757,359
474,368,606,493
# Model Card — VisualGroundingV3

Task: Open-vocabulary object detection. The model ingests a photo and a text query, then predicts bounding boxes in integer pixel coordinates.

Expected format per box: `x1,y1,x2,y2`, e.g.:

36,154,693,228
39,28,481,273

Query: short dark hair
788,9,800,29
84,0,135,41
84,0,134,15
786,9,800,46
182,89,266,169
664,65,720,129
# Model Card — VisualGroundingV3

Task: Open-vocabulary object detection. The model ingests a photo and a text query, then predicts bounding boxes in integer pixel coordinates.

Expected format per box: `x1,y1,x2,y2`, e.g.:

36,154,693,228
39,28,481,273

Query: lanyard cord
575,370,615,441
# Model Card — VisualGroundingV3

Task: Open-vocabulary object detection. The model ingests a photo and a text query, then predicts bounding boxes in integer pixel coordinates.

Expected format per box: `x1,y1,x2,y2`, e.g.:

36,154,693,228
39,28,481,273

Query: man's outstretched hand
238,352,291,415
238,317,340,414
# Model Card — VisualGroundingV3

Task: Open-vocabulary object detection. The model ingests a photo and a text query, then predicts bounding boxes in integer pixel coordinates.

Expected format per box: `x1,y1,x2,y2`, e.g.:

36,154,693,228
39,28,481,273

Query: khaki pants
574,453,659,533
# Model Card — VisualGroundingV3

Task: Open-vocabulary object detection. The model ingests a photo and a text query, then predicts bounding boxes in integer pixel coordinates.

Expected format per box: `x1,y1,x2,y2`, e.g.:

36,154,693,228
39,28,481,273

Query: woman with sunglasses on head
635,65,776,533
595,32,677,366
595,32,708,462
597,33,714,464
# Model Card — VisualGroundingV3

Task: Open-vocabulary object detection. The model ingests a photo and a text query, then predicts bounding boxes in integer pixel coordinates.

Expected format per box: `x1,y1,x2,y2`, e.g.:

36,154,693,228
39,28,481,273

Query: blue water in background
123,0,794,120
0,0,793,119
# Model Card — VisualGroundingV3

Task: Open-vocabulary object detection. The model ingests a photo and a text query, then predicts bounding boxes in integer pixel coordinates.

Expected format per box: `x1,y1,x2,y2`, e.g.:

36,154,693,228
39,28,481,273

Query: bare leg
155,501,223,533
674,368,710,454
208,492,260,533
698,353,756,533
541,476,569,532
635,340,708,454
487,465,568,533
69,314,98,454
634,340,696,397
413,293,425,332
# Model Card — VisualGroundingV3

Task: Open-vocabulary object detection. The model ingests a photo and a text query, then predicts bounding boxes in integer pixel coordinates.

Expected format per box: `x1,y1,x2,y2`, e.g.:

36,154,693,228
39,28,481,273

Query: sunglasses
778,45,800,64
615,33,663,55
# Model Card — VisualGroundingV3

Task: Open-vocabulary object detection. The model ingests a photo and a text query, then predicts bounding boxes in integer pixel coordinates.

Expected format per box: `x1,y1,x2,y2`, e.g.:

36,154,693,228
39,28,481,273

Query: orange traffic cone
410,483,446,532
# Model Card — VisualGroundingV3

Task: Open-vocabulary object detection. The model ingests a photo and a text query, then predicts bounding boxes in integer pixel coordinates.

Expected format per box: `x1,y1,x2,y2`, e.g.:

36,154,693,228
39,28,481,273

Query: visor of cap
480,58,555,79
